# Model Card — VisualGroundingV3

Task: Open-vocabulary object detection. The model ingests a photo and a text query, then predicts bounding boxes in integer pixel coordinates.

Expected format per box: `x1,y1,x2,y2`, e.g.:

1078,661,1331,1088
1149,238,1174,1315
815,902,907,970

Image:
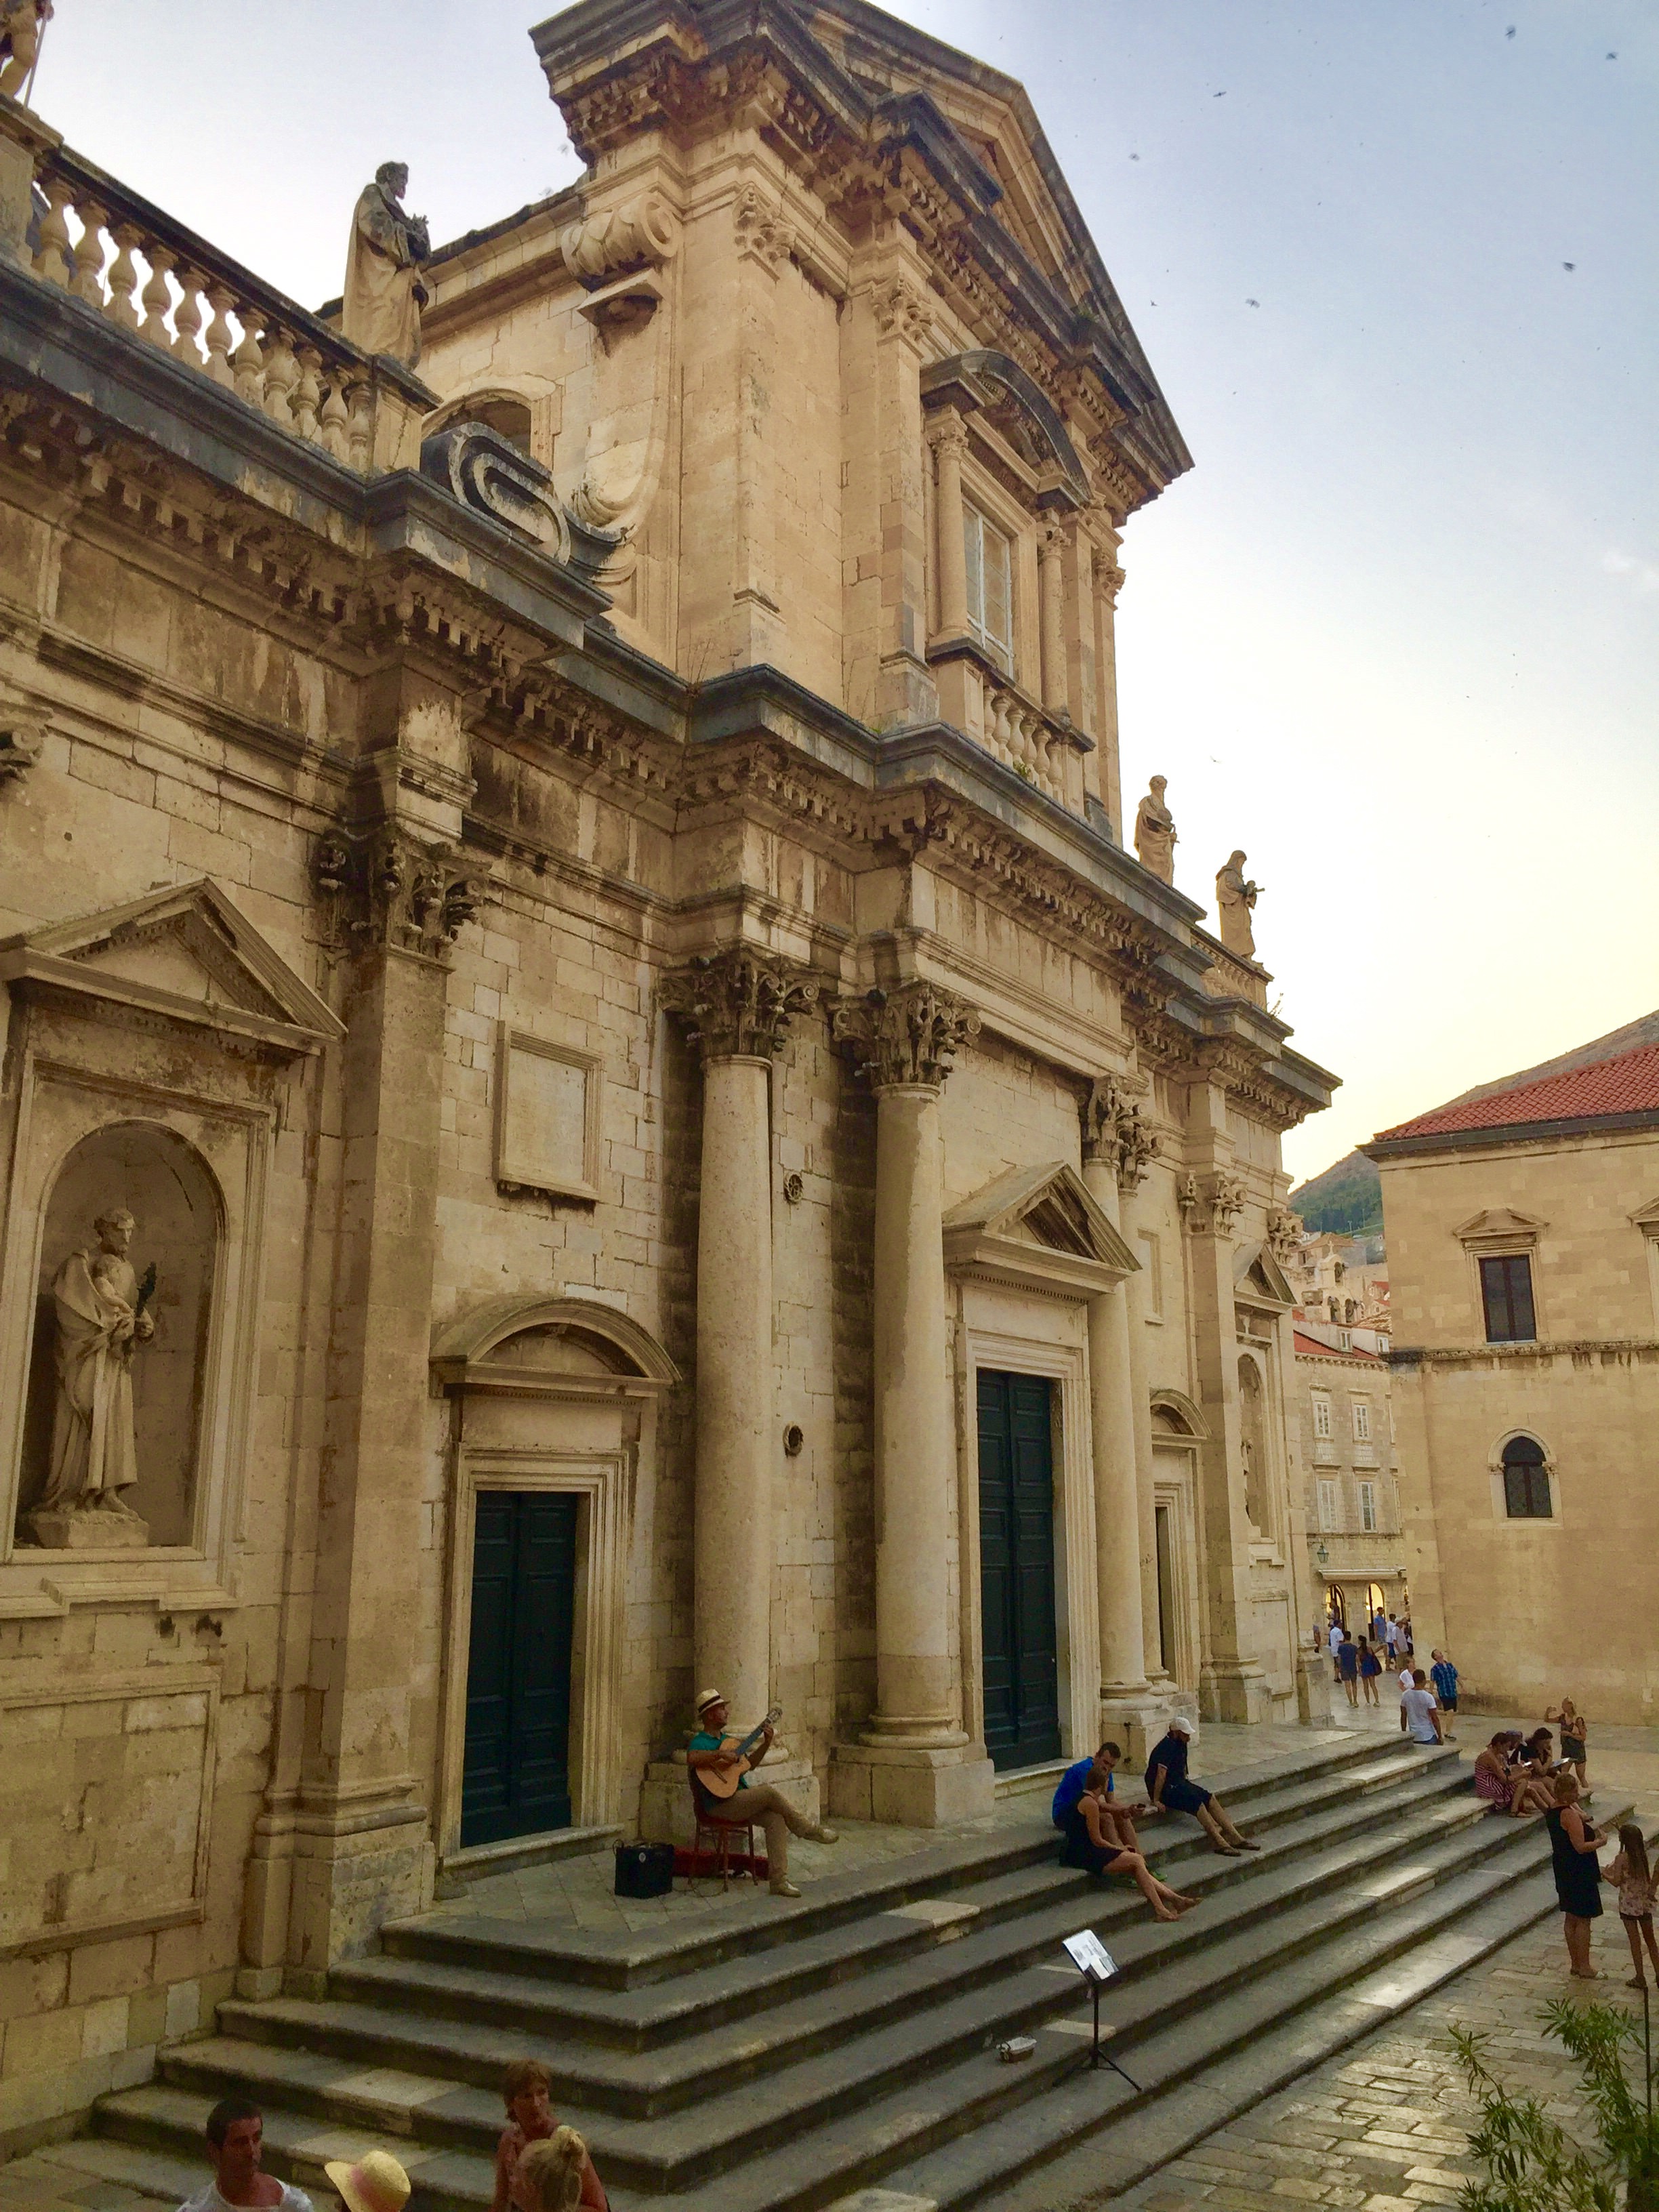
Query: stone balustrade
1196,930,1269,1009
23,141,428,474
930,641,1079,810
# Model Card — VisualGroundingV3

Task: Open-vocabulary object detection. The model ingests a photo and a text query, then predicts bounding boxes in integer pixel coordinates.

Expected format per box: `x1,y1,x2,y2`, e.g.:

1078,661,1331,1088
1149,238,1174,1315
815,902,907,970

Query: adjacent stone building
1291,1322,1404,1633
0,0,1335,2140
1366,1030,1659,1723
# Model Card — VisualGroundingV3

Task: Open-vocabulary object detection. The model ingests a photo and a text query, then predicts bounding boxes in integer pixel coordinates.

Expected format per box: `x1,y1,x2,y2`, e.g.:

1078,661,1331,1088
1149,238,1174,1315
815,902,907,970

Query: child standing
493,2062,608,2212
1604,1825,1659,1991
1429,1650,1459,1740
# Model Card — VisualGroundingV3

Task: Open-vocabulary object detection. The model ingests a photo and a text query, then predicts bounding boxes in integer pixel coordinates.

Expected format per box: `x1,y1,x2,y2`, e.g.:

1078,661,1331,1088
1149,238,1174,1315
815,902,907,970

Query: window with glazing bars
1480,1254,1536,1343
962,503,1012,670
1502,1436,1551,1518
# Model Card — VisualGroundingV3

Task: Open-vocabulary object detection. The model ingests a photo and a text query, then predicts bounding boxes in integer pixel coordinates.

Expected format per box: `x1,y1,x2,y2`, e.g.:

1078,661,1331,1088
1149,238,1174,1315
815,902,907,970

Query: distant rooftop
1372,1038,1659,1147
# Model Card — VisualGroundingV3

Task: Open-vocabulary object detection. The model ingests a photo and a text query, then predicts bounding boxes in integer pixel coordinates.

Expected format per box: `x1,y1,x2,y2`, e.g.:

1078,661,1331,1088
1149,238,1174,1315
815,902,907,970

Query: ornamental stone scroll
560,190,679,286
659,944,819,1066
832,979,979,1092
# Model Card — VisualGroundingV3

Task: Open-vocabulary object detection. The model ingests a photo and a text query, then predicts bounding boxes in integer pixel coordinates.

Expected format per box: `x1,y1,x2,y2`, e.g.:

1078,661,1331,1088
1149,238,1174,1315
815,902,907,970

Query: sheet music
1063,1929,1118,1983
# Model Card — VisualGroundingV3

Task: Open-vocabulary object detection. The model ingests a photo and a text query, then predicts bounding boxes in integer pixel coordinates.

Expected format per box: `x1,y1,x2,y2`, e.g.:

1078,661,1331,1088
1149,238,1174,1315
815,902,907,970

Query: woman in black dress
1544,1770,1606,1978
1060,1775,1200,1921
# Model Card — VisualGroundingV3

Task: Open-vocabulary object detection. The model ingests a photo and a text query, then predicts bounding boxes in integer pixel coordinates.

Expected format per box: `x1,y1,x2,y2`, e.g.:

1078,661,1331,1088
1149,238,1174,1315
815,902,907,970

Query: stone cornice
1390,1339,1659,1369
1365,1109,1659,1163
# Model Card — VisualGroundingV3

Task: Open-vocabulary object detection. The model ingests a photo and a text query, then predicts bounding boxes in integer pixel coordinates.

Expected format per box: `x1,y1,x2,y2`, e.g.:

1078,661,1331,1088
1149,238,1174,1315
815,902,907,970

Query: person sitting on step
687,1688,838,1900
1145,1717,1260,1856
1473,1731,1534,1813
1059,1761,1199,1921
1050,1737,1158,1836
178,2098,315,2212
517,2130,594,2212
493,2060,607,2212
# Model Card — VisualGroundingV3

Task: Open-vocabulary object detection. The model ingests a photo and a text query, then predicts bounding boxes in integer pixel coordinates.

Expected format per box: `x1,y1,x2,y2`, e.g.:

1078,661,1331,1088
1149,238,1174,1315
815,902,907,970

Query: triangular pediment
1233,1242,1296,1310
1630,1196,1659,1233
943,1160,1137,1279
1454,1207,1547,1242
0,878,343,1054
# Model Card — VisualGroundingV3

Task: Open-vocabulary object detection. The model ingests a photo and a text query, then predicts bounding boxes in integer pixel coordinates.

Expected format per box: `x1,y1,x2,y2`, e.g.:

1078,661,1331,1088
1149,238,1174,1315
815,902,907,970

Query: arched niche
430,1294,680,1396
1237,1353,1272,1537
18,1122,221,1548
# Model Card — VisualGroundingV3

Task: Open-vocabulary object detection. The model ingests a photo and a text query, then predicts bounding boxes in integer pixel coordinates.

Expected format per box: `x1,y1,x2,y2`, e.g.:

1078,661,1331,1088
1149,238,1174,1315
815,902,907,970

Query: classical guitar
696,1706,783,1800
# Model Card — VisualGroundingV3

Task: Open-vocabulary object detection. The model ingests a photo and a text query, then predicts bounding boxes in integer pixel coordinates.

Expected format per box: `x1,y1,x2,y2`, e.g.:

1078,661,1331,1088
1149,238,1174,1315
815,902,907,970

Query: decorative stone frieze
1082,1072,1158,1193
312,828,485,962
660,944,819,1065
833,980,979,1092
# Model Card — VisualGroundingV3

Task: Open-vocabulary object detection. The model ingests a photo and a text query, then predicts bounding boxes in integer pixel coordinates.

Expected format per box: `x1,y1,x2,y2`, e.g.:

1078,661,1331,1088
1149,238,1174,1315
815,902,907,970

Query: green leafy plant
1448,1997,1658,2212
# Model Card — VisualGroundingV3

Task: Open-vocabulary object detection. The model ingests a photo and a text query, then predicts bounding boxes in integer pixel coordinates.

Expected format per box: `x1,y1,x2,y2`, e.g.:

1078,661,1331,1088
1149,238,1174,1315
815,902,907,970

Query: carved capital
1082,1073,1159,1194
926,411,969,461
733,184,792,273
1098,562,1127,606
833,980,979,1092
661,945,818,1065
312,828,487,964
1180,1169,1247,1238
0,715,45,785
872,273,932,349
1266,1206,1303,1266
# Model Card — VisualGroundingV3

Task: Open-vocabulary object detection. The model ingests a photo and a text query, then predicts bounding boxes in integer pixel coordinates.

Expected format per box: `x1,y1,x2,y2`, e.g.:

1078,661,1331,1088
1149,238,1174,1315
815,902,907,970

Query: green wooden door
461,1492,578,1847
977,1370,1061,1770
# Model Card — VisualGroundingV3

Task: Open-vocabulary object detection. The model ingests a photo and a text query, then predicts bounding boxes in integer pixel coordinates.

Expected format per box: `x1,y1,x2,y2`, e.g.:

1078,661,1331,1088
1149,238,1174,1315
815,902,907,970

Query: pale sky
37,3,1658,1182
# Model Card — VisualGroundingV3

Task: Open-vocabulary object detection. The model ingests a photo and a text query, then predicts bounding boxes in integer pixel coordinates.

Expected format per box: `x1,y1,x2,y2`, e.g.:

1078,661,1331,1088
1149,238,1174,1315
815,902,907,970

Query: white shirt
1401,1687,1439,1743
180,2185,314,2212
1385,1621,1399,1650
1328,1623,1343,1656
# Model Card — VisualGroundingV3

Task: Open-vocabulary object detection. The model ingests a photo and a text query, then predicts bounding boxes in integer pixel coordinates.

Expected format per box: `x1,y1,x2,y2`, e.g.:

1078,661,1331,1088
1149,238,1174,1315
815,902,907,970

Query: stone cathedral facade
0,0,1332,2138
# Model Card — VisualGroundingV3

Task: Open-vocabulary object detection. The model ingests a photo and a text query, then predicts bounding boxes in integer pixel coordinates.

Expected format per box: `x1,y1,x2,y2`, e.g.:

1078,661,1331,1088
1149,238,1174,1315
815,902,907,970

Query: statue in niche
342,161,430,368
0,0,52,103
1133,776,1177,883
28,1206,154,1549
1215,850,1262,958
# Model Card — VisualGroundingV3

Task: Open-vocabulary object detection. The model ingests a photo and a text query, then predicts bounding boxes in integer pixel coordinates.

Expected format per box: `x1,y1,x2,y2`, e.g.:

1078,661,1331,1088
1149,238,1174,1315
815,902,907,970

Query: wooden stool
691,1813,759,1891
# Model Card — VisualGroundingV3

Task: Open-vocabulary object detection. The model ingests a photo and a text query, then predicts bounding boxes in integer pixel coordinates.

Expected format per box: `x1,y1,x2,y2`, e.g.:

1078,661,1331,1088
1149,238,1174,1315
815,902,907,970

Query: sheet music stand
1062,1929,1140,2089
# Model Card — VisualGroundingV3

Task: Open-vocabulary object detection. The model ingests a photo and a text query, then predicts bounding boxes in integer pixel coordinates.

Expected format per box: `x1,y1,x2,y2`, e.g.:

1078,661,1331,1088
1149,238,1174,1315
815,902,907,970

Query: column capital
833,979,979,1092
661,944,818,1066
926,407,970,459
1082,1073,1159,1193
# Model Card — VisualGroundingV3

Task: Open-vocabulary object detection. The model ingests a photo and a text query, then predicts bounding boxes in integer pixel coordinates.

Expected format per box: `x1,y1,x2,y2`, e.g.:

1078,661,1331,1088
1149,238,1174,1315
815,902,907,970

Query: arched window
1501,1435,1551,1520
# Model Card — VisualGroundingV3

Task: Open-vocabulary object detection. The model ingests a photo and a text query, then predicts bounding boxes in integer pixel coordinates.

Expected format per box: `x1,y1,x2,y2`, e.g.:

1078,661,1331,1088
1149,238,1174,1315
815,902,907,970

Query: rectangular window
1352,1399,1371,1442
1358,1480,1376,1532
1317,1479,1338,1530
1480,1254,1536,1343
1312,1396,1331,1439
1504,1464,1553,1519
962,502,1012,668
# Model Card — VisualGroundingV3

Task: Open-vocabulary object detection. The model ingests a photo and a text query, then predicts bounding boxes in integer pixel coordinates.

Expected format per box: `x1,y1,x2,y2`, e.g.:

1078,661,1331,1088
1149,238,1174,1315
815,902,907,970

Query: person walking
1327,1617,1343,1684
1544,1771,1605,1979
1385,1614,1401,1668
1370,1606,1388,1650
1357,1637,1382,1706
1337,1630,1359,1707
1603,1824,1659,1991
1546,1698,1590,1794
1428,1650,1459,1740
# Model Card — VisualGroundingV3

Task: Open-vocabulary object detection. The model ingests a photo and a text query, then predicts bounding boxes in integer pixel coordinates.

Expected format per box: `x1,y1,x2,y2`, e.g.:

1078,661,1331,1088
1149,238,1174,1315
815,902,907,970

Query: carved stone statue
342,161,430,369
1215,850,1262,959
0,0,52,103
1133,775,1177,883
29,1206,153,1549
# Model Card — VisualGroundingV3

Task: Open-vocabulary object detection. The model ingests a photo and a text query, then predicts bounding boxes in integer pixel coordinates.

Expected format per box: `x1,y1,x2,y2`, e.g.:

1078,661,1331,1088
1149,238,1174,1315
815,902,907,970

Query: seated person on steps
1059,1757,1199,1921
178,2097,315,2212
518,2130,597,2212
1145,1717,1260,1856
687,1687,838,1900
493,2060,607,2212
1051,1737,1156,1836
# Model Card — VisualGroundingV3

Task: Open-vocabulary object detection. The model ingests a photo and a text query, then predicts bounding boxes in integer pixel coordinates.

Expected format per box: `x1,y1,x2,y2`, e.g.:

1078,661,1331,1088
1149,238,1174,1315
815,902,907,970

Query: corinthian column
1038,521,1069,720
930,411,970,645
829,979,996,1828
662,946,817,1730
1080,1076,1162,1757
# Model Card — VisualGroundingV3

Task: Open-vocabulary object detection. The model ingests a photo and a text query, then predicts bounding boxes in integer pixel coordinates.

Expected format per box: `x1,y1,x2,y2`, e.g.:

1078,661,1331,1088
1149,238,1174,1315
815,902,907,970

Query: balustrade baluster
172,268,205,365
291,345,322,442
319,373,350,462
202,285,236,386
261,329,299,428
346,380,373,472
32,177,75,287
102,224,142,330
231,310,265,405
139,243,177,346
73,202,109,306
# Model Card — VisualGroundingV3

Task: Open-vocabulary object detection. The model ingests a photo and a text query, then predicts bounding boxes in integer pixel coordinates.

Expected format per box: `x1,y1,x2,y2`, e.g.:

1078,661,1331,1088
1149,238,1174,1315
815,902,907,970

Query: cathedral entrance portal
977,1370,1061,1770
460,1491,579,1847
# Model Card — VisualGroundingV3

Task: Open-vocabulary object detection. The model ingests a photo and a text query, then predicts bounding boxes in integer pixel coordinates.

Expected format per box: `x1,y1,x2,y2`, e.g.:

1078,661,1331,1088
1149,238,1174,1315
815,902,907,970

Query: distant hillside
1291,1009,1659,1242
1290,1152,1381,1237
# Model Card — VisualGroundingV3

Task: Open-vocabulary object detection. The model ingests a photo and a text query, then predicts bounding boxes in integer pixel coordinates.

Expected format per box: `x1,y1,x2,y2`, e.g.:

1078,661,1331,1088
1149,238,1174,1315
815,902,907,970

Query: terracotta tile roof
1374,1040,1659,1143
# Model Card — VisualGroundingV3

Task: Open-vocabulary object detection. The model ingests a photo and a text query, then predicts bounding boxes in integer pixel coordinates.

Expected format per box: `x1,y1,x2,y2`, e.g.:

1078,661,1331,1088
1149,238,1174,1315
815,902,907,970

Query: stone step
382,1734,1414,1994
98,1791,1547,2202
19,2133,206,2206
335,1744,1466,2056
190,1765,1486,2125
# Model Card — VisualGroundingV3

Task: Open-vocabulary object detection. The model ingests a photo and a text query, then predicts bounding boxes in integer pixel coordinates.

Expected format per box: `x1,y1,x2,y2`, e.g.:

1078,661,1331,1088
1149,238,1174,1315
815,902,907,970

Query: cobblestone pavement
0,2148,167,2212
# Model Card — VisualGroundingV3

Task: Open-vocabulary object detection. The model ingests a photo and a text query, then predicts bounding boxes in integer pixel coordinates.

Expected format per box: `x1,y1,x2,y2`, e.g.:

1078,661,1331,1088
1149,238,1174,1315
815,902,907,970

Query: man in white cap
688,1688,839,1898
1144,1717,1259,1856
178,2100,316,2212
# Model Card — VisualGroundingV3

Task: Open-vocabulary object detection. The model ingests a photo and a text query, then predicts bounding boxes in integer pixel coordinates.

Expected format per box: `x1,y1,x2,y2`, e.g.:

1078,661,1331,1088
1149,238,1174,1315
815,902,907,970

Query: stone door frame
1151,1450,1202,1693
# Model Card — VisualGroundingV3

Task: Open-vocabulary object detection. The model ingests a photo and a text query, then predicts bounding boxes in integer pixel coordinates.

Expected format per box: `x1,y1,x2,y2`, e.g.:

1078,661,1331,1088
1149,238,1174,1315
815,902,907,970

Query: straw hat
324,2150,412,2212
694,1687,726,1719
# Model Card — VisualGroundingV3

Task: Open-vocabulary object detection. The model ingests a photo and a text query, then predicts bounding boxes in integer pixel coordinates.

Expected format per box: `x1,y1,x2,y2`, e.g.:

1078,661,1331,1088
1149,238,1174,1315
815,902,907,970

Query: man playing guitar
687,1689,839,1898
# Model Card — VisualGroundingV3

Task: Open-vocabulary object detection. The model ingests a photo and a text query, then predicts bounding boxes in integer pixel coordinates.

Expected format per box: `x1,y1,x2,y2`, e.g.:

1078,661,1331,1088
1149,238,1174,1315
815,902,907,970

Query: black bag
613,1841,675,1898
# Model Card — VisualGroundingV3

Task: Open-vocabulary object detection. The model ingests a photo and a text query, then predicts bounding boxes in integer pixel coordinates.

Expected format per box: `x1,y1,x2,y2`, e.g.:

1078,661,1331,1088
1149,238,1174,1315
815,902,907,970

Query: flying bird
1505,24,1516,36
1246,298,1260,308
1213,89,1227,97
1562,261,1576,272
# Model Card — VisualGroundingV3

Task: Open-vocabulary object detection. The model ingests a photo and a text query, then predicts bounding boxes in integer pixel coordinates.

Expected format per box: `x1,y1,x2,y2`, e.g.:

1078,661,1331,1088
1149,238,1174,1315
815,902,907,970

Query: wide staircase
57,1735,1604,2212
